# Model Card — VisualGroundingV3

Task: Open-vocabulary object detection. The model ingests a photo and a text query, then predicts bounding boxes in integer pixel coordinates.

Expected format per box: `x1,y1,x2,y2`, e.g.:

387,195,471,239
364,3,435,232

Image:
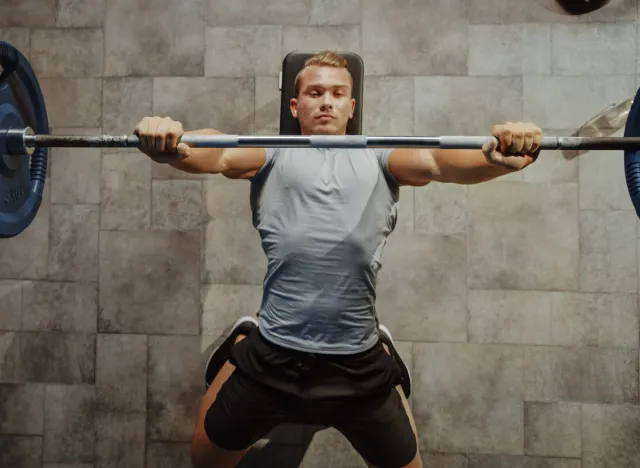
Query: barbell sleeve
12,127,640,152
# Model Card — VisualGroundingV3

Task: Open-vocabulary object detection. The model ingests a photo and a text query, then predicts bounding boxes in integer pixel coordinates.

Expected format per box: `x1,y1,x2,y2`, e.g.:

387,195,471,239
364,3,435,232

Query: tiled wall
1,0,639,467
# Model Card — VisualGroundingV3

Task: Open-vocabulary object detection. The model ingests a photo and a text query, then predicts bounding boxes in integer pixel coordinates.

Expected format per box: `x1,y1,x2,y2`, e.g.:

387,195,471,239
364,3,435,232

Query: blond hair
294,50,353,96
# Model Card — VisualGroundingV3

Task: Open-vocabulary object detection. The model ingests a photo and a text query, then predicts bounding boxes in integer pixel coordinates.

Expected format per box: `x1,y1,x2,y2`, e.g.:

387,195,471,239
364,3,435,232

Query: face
290,66,356,135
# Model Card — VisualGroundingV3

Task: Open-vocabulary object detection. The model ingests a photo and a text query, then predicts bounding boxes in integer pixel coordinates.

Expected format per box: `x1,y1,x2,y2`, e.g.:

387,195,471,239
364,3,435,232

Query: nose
320,92,334,109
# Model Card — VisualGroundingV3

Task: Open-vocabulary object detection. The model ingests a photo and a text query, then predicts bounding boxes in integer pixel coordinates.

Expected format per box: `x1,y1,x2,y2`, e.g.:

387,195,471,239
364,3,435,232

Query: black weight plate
0,40,49,238
555,0,610,15
623,88,640,219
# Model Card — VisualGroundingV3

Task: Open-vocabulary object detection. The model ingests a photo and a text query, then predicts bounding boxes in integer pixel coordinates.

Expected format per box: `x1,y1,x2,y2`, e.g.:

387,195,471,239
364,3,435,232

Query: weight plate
0,40,48,238
623,88,640,218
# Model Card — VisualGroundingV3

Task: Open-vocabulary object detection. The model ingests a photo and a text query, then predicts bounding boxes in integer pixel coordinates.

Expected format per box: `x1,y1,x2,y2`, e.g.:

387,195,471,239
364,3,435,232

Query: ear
349,98,356,119
290,98,298,118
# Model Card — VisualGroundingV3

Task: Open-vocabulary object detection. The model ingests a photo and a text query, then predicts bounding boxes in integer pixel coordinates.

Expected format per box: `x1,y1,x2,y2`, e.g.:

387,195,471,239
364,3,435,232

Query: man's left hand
482,122,542,171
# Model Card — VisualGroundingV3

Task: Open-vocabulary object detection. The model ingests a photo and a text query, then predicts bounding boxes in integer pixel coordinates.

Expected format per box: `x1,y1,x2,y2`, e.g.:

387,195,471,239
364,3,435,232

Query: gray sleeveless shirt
249,147,400,354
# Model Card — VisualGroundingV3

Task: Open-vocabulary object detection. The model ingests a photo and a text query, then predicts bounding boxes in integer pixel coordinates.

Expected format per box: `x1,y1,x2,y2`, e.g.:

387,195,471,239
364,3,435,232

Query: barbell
1,39,640,239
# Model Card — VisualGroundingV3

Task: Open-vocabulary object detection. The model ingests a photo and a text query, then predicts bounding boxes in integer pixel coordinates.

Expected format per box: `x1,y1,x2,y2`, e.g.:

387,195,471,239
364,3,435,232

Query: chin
310,123,344,135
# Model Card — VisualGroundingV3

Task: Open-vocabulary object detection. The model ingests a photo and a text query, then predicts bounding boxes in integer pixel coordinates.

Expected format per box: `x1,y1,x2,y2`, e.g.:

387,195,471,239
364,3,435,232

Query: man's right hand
134,116,191,163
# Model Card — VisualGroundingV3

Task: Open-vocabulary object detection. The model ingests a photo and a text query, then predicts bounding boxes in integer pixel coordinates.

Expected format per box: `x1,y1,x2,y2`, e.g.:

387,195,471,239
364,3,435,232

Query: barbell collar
11,127,640,152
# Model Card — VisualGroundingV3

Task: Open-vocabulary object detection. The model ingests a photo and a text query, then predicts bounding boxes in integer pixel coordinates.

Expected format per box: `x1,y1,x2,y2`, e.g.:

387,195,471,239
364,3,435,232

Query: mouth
316,114,335,120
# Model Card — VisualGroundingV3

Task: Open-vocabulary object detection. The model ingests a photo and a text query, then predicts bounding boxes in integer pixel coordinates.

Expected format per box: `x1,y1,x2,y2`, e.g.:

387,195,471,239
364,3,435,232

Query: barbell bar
8,128,640,152
2,37,640,241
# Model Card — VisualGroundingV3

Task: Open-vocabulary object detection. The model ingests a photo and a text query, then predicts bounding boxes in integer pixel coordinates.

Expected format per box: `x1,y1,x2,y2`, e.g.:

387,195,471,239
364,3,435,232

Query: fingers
492,122,542,156
133,116,184,156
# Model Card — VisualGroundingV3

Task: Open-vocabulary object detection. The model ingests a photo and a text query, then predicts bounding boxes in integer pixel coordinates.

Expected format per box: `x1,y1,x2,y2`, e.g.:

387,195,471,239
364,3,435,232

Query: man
134,51,542,468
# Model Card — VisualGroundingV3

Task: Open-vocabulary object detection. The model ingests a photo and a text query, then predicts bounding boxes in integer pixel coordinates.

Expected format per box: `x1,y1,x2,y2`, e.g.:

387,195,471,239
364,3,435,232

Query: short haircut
293,50,353,97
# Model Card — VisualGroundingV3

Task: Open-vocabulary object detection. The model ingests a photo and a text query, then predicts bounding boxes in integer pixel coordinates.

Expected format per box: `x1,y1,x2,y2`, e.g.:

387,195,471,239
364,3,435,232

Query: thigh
334,387,421,468
204,369,287,451
192,366,287,468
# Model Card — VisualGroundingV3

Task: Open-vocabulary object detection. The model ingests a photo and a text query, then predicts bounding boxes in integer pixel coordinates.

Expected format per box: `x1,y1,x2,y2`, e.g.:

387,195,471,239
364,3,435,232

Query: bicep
387,148,439,186
220,147,267,179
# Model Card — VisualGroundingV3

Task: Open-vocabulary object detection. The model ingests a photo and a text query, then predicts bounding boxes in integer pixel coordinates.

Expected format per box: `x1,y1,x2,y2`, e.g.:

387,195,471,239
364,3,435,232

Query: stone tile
469,24,551,76
48,205,100,282
153,78,255,134
202,284,263,339
151,180,203,230
22,281,97,333
44,465,94,468
413,343,524,454
102,78,153,138
582,403,640,468
0,0,56,27
580,148,636,211
254,76,281,135
309,0,360,25
468,290,552,345
146,442,191,468
468,183,579,290
203,170,253,221
300,427,368,467
0,332,95,384
0,281,22,331
99,230,200,334
414,184,467,236
524,346,638,404
376,234,467,343
95,412,145,468
203,179,267,284
104,0,205,76
523,76,636,131
147,336,203,442
395,186,414,235
552,24,635,76
524,402,581,457
0,436,43,468
56,0,105,27
30,29,103,78
0,28,30,56
468,455,581,468
467,0,637,23
516,129,579,183
100,152,151,230
423,453,468,468
205,26,282,77
0,187,49,280
551,292,639,348
207,0,311,25
362,77,414,137
43,385,95,464
579,211,638,293
40,79,102,128
415,77,522,136
96,334,147,413
0,384,44,434
283,26,361,54
151,163,214,181
50,128,102,204
362,0,468,76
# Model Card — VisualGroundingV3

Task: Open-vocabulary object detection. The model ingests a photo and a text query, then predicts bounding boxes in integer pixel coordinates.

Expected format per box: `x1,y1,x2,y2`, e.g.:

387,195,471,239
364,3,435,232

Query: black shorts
204,328,417,467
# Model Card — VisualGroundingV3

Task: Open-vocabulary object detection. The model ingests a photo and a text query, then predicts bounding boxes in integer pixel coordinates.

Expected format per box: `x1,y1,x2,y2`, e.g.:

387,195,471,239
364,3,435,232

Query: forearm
433,149,516,184
168,128,226,174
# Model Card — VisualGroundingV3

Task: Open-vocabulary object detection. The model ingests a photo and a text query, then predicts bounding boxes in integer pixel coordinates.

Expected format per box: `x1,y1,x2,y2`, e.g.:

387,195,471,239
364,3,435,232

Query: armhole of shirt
249,147,278,182
374,148,401,192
